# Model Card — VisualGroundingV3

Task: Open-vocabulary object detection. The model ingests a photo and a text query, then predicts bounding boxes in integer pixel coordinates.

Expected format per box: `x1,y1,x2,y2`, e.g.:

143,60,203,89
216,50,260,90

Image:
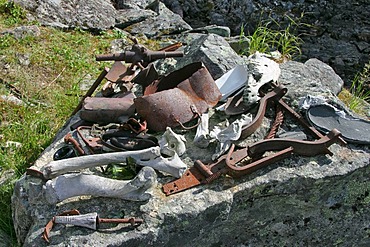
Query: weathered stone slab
12,58,369,246
155,33,245,80
279,58,344,101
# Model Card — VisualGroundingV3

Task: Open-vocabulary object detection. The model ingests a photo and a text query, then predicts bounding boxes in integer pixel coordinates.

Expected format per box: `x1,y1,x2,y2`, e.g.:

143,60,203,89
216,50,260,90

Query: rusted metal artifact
96,41,183,68
73,38,183,116
162,85,346,196
42,209,143,243
79,92,136,124
134,62,222,131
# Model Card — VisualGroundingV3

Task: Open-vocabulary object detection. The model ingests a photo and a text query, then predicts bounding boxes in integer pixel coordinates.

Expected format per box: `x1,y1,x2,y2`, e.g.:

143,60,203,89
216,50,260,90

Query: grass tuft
0,0,27,26
239,14,308,61
338,63,370,117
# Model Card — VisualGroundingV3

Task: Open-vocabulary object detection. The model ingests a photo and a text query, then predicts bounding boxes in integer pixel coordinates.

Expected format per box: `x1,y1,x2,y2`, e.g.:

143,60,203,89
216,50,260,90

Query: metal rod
71,68,108,116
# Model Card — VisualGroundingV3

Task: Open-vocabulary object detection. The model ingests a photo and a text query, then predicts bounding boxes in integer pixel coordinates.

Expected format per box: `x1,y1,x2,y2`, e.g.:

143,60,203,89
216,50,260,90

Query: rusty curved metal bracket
224,128,342,177
240,85,287,139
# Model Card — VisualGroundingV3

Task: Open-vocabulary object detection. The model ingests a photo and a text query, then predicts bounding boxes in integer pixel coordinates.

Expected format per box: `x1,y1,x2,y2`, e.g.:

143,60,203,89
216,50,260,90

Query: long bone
44,166,157,204
42,146,187,179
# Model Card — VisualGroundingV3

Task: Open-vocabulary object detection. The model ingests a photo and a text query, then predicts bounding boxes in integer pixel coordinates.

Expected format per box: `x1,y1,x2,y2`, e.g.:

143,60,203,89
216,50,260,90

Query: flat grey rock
11,51,370,247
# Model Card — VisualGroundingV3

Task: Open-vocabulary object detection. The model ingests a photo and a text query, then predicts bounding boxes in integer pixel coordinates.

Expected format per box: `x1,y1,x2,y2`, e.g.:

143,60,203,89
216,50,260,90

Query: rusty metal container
134,62,221,131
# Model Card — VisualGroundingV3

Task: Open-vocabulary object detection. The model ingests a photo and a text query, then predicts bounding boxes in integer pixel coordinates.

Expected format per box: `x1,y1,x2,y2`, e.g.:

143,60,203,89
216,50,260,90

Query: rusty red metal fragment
134,62,222,131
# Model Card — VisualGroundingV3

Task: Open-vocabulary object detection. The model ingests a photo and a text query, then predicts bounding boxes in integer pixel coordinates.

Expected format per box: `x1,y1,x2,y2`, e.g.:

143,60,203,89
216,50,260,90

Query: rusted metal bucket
134,62,221,131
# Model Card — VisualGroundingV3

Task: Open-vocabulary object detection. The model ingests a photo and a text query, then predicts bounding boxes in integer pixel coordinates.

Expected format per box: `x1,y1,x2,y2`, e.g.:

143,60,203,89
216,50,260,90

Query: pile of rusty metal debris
25,38,347,243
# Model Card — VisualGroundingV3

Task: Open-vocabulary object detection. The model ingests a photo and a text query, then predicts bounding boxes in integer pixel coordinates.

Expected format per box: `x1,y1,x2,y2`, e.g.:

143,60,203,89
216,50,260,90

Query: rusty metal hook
172,105,201,130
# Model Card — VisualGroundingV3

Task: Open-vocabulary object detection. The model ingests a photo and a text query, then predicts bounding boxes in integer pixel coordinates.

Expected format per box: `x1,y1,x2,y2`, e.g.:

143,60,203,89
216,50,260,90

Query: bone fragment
243,52,281,106
43,146,186,179
193,112,211,148
143,151,187,178
159,127,187,157
44,166,157,204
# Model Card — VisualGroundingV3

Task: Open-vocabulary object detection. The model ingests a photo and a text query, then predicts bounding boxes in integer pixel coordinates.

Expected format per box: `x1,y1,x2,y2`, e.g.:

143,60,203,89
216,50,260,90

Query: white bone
138,151,187,178
43,146,186,179
44,166,157,204
243,52,281,106
54,212,98,230
193,112,211,148
159,127,187,157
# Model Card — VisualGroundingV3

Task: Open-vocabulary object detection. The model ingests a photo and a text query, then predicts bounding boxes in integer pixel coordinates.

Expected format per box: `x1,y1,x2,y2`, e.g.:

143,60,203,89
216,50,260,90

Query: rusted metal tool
162,85,346,196
96,38,183,68
239,85,287,139
162,129,343,195
64,132,85,155
42,209,143,243
71,68,108,116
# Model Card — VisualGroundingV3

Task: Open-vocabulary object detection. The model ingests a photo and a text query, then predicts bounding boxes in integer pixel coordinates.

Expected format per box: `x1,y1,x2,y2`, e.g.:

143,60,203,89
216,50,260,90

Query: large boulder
12,51,370,246
155,33,245,80
124,1,192,38
14,0,192,36
279,58,344,101
14,0,117,30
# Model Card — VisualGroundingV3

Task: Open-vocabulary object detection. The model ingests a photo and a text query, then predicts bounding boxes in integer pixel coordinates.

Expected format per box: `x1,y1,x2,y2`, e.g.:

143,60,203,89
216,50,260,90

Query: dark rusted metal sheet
134,62,222,132
134,88,199,132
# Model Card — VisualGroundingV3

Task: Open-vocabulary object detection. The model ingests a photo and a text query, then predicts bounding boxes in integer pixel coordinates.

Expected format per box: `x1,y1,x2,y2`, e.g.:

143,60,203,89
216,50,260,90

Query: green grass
240,15,307,61
338,62,370,116
0,0,26,26
0,2,132,245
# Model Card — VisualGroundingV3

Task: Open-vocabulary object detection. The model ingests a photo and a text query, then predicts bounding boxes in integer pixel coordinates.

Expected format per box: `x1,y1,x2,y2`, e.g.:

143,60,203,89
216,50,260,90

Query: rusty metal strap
240,85,287,139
